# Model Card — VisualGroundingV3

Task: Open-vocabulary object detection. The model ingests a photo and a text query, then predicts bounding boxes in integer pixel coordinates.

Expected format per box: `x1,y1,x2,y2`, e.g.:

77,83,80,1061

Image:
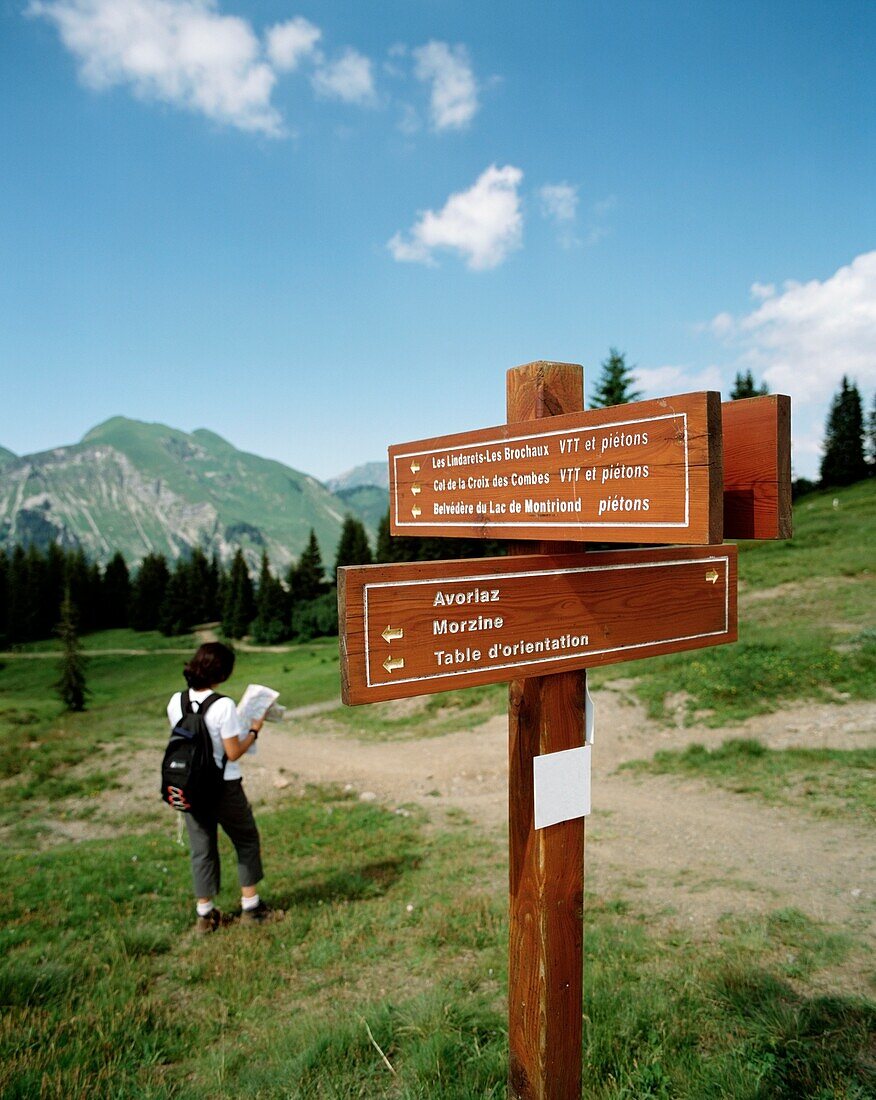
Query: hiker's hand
250,718,265,734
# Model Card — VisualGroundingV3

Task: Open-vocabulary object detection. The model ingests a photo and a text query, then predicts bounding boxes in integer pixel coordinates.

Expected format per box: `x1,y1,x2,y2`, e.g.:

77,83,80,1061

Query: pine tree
252,551,289,644
130,553,170,631
55,590,88,712
730,370,769,400
588,348,642,408
334,517,373,581
222,549,255,639
158,557,193,636
866,392,876,474
375,513,393,563
288,530,327,604
102,551,131,629
820,376,868,487
0,549,8,647
6,546,27,645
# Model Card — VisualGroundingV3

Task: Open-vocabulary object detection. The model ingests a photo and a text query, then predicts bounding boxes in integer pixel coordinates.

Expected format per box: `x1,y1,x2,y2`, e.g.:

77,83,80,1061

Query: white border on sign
363,554,731,689
392,411,690,530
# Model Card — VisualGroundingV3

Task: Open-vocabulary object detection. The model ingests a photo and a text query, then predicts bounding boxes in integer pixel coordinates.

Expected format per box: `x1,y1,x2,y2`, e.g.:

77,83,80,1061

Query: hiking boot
195,908,221,935
240,901,282,926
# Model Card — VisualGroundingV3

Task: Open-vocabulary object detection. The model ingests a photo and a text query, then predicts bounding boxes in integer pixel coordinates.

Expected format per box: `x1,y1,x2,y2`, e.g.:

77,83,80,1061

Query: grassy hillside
0,483,874,1096
585,479,876,724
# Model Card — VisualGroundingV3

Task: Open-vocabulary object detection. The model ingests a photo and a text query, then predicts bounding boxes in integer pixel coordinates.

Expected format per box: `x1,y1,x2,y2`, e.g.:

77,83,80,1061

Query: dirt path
243,693,875,949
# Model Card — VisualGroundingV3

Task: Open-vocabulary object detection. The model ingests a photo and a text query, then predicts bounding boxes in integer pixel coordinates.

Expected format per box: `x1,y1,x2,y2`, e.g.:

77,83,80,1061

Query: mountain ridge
0,418,387,570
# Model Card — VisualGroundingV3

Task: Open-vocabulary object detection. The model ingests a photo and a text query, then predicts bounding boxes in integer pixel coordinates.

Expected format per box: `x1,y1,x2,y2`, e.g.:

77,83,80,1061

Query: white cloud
632,364,723,398
539,182,578,223
413,41,478,130
388,164,523,271
701,251,876,478
538,182,579,248
736,251,876,407
265,16,320,73
750,281,775,301
312,48,376,106
708,311,735,337
29,0,284,135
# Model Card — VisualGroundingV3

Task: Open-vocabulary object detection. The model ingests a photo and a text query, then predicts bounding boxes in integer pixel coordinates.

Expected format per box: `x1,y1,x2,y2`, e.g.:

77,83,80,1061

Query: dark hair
183,642,236,689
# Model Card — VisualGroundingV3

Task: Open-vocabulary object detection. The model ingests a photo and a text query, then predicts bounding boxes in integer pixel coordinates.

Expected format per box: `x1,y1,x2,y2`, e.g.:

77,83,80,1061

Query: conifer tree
588,348,642,408
730,370,769,399
55,589,88,712
102,551,131,629
0,549,8,646
867,392,876,474
222,549,255,639
333,517,372,580
375,513,393,564
158,557,193,636
185,548,213,626
130,553,170,631
820,376,868,487
288,529,327,604
7,546,27,644
252,551,289,644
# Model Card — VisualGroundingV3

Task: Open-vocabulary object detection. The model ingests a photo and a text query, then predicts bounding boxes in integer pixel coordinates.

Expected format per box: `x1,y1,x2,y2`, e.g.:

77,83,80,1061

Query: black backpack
161,691,227,814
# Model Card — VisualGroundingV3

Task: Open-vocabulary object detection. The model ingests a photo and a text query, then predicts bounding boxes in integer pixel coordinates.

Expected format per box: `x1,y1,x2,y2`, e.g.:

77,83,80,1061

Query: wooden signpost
338,360,791,1099
389,390,723,545
340,545,737,705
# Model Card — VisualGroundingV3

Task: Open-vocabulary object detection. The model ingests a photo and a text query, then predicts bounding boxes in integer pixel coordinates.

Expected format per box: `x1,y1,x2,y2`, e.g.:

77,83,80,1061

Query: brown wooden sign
722,394,792,540
339,544,737,705
388,391,723,545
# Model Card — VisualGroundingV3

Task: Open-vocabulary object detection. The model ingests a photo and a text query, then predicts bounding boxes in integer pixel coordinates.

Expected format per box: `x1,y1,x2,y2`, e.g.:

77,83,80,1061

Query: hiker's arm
223,717,264,761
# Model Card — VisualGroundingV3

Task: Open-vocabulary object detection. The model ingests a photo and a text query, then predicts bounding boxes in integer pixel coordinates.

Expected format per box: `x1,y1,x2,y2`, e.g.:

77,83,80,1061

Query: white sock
196,900,214,917
241,893,260,911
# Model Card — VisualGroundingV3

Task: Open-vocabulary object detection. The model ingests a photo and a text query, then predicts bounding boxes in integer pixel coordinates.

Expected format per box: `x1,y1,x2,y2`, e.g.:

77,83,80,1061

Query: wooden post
507,362,586,1099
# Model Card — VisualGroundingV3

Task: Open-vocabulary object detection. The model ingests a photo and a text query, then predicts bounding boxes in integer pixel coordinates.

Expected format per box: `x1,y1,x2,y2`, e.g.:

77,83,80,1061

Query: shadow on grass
713,966,876,1098
276,857,421,909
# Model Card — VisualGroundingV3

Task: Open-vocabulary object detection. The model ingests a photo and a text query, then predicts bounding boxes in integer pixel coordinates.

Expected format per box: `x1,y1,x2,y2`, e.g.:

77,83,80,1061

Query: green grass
622,738,876,824
0,636,342,833
736,480,876,590
608,623,876,726
0,788,873,1099
586,480,876,725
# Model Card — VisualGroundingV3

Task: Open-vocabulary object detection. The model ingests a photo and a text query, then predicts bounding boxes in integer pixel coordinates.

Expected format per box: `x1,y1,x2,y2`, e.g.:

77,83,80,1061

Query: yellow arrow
382,626,404,643
383,656,405,674
410,460,420,474
705,569,719,584
411,504,422,518
411,483,422,496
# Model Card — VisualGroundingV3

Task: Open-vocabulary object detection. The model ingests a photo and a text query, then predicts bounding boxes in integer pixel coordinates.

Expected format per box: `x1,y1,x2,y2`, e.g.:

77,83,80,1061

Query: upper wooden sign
389,391,723,545
722,394,792,540
339,544,737,704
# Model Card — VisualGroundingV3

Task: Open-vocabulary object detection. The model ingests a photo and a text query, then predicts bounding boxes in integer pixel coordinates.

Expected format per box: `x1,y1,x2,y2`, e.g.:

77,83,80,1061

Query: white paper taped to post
533,681,595,830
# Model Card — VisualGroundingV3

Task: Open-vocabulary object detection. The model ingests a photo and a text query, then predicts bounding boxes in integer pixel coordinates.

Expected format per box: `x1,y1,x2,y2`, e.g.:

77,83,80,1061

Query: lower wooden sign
339,544,737,704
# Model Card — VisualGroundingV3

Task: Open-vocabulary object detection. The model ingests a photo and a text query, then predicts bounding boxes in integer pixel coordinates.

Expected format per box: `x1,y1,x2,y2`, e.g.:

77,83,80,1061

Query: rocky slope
0,419,372,569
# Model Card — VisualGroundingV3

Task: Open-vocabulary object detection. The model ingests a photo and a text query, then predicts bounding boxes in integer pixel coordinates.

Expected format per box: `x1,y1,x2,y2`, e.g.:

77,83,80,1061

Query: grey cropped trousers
184,779,264,898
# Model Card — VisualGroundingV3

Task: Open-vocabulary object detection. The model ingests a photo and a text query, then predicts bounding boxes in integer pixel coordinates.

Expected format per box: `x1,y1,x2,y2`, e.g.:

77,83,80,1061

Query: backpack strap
180,689,193,715
198,692,224,716
194,692,228,774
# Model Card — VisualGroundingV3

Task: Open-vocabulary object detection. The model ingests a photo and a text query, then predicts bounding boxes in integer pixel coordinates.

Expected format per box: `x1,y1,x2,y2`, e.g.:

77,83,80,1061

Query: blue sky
2,0,874,481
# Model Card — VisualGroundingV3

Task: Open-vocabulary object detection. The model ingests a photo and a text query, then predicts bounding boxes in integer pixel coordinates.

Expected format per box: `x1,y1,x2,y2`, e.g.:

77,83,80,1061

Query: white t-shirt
166,688,245,781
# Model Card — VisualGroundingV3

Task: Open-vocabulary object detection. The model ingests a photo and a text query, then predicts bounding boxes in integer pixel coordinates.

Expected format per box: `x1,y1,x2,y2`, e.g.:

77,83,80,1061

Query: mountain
0,446,17,468
0,418,373,570
326,461,389,492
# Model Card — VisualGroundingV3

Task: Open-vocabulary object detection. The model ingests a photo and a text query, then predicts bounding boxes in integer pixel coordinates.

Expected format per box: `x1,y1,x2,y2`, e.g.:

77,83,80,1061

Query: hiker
166,642,271,933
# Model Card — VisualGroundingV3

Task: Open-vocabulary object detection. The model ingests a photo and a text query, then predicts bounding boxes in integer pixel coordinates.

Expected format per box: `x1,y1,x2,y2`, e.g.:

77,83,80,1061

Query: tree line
0,514,506,649
3,354,872,651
